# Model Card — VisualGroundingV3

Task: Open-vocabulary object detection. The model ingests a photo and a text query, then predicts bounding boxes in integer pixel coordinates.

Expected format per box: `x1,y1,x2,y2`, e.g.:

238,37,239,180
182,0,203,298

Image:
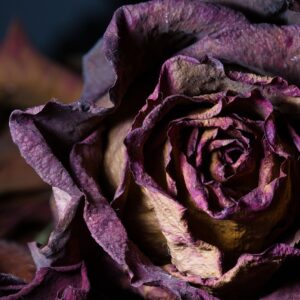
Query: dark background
0,0,143,61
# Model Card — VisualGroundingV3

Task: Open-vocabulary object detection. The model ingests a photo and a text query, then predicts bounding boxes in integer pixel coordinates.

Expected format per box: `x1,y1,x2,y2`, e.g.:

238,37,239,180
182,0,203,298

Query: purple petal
0,263,90,300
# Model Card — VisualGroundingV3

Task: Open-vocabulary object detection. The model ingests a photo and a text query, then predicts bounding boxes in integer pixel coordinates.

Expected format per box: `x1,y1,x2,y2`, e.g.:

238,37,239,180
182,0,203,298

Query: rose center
225,148,242,164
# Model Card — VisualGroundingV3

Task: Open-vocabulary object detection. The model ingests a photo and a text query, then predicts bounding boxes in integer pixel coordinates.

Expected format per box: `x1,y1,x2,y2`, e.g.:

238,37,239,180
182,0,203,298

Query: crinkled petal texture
8,0,300,299
0,263,90,300
125,55,300,298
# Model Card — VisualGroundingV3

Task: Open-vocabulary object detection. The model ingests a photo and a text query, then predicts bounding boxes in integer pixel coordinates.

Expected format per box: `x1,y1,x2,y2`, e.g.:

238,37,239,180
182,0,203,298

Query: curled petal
9,104,85,266
82,0,300,114
0,263,90,300
81,0,249,107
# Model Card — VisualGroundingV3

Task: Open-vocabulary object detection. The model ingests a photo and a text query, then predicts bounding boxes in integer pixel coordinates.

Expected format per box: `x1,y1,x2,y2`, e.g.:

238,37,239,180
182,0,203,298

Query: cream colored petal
122,184,170,263
103,119,133,190
142,188,223,278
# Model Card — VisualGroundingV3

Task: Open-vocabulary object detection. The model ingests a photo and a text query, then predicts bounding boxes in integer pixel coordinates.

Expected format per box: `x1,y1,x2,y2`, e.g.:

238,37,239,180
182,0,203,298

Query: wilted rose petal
82,0,300,112
0,262,90,299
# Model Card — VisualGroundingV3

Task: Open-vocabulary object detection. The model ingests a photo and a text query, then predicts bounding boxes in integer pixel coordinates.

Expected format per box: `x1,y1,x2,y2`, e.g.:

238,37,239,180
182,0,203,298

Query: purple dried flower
7,1,300,299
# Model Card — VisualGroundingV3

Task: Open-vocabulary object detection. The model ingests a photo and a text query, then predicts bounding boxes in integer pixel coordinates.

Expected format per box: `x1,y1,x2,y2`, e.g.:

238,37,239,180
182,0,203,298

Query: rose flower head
7,0,300,299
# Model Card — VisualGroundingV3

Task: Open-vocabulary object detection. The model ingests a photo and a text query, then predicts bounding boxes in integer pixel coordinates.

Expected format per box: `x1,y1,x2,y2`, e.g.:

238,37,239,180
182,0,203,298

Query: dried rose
9,0,300,299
